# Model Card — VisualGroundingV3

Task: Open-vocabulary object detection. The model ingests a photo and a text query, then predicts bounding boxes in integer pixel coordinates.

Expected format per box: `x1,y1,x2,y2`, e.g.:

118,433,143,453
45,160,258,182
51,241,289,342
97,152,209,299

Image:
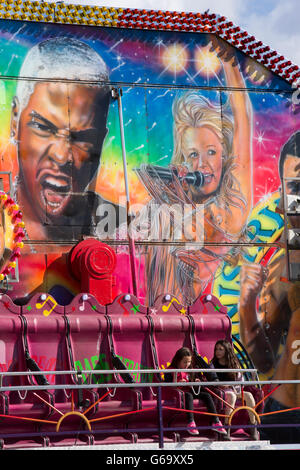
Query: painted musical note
36,296,57,317
80,294,88,311
162,297,180,312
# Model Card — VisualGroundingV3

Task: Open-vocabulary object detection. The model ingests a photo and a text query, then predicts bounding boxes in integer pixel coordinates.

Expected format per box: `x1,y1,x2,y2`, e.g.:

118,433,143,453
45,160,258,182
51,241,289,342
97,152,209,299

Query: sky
58,0,300,68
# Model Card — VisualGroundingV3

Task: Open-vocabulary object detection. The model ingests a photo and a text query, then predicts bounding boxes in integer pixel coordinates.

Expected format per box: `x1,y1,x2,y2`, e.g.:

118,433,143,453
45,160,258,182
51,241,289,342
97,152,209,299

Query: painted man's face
283,154,300,229
14,82,108,220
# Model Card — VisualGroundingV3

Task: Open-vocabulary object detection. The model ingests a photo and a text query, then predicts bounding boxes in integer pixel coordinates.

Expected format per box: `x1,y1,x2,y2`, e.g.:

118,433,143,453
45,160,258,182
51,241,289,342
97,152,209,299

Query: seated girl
211,340,258,440
164,347,228,438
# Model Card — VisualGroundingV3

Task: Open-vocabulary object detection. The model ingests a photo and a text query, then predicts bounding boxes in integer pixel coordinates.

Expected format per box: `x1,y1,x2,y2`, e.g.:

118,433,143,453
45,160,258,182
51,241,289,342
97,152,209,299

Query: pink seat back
64,294,108,385
21,293,68,389
0,295,22,387
149,294,192,375
188,294,231,362
106,294,152,384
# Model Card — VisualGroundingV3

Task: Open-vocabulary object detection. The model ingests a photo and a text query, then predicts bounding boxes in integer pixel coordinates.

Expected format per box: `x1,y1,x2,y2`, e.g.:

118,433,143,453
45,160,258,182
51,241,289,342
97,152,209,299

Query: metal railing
0,367,258,391
0,368,300,449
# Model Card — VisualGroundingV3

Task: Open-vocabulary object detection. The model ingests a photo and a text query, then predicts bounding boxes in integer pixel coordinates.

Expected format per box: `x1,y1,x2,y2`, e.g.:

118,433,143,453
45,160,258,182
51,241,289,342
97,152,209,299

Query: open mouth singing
39,172,73,215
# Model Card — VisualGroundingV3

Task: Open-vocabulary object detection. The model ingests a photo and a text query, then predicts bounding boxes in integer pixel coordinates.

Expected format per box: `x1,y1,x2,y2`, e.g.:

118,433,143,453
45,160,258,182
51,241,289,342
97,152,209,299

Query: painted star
131,304,141,314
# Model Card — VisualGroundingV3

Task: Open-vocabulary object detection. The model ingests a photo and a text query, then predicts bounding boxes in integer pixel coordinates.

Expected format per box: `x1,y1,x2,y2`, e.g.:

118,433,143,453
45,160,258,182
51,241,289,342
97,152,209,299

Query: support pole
112,88,138,297
157,385,164,449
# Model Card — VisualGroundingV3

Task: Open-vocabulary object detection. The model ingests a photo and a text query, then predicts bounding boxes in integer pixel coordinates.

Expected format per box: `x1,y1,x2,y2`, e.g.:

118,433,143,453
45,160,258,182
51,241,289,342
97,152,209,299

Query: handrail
1,379,300,393
0,367,299,448
3,367,298,394
0,368,257,376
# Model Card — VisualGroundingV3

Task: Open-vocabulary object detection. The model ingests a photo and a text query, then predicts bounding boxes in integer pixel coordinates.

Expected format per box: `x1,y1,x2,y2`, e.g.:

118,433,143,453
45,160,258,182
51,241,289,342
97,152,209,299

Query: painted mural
0,17,299,439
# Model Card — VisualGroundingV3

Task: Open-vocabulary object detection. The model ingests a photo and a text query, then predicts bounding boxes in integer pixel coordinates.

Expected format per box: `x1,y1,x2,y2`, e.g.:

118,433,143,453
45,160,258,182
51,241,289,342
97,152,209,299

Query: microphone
134,165,205,188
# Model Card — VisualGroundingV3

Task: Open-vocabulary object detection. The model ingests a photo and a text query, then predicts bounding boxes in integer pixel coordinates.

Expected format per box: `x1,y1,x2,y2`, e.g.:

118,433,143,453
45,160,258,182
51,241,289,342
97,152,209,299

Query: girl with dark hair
212,340,258,440
164,347,228,437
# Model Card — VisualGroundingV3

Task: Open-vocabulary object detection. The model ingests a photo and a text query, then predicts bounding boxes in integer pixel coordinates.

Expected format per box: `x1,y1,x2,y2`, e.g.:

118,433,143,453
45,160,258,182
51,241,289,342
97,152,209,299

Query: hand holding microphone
134,164,205,188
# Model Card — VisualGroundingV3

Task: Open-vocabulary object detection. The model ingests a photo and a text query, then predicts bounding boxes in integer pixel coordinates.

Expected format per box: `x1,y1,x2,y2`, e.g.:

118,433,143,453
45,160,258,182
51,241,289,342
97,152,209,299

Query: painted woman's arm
221,54,253,234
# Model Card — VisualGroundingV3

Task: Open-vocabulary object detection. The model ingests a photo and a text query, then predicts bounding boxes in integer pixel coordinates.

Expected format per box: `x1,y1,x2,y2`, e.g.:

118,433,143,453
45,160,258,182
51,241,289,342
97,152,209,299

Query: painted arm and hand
239,263,283,373
272,282,300,406
215,48,253,237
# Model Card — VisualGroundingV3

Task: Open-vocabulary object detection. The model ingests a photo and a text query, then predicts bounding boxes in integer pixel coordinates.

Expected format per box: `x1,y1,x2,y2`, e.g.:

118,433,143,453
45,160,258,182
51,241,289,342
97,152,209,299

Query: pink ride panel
0,290,250,446
64,293,107,386
189,294,231,361
106,294,151,385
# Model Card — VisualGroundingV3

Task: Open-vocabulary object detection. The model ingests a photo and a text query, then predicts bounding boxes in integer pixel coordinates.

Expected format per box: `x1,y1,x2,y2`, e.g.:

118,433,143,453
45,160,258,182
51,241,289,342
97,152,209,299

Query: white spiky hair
15,37,110,114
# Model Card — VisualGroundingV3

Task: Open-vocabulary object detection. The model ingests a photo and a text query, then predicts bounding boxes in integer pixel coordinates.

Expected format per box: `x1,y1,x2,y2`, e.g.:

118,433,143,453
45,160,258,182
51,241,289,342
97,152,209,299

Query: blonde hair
171,92,245,210
172,92,233,163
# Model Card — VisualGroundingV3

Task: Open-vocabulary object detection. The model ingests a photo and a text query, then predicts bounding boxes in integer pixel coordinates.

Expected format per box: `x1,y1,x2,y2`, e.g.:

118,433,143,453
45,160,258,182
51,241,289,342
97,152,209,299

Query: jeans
260,397,300,444
184,390,219,424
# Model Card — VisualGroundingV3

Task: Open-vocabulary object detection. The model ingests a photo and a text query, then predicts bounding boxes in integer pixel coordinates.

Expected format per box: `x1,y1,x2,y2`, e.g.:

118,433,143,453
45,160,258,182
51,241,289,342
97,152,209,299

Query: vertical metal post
112,88,138,297
157,385,164,449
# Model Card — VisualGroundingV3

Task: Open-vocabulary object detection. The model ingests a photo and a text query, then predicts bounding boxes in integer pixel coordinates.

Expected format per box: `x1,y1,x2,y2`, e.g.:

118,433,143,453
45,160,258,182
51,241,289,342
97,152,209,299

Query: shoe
187,421,199,435
249,426,259,441
212,421,228,436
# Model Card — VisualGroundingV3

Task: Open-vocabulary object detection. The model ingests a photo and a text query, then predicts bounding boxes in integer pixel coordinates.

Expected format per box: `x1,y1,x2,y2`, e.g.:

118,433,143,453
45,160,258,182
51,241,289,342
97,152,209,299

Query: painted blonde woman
135,45,253,305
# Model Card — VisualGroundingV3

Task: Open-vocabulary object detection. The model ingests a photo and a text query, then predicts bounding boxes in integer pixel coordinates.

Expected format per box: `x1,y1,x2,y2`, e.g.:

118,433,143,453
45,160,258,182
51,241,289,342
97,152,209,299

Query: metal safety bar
0,367,257,375
0,368,300,392
1,380,300,393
